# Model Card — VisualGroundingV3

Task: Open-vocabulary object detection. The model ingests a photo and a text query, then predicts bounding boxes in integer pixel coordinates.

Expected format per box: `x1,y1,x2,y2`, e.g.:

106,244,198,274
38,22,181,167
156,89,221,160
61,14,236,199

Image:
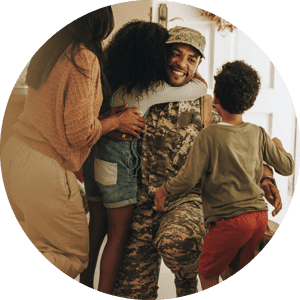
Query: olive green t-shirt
165,122,294,225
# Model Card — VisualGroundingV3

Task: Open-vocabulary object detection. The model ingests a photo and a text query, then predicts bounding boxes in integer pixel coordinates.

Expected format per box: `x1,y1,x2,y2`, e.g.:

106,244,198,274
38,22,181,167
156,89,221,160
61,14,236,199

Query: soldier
80,22,207,294
112,27,281,299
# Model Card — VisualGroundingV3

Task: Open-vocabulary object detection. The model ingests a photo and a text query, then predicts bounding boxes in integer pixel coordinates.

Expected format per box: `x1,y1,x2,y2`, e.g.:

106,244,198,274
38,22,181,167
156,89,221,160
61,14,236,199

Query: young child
154,60,295,290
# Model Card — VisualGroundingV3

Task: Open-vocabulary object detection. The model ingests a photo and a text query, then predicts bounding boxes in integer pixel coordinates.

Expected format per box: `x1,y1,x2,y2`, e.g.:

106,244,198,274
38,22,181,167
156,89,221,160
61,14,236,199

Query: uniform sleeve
261,128,295,176
164,131,209,196
63,49,102,148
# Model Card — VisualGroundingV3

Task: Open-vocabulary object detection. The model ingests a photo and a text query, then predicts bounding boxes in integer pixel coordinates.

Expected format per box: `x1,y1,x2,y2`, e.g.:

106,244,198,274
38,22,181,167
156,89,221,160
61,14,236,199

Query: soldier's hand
261,180,282,217
154,186,168,212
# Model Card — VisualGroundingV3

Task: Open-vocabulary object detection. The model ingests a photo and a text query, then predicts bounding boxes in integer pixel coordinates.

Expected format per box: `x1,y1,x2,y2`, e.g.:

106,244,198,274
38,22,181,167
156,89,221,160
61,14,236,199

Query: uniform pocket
177,111,192,128
153,134,167,149
94,158,117,186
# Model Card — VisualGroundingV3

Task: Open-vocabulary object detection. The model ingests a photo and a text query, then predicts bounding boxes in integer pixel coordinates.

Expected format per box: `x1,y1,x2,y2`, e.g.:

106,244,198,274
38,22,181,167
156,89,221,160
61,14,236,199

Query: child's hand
154,186,168,212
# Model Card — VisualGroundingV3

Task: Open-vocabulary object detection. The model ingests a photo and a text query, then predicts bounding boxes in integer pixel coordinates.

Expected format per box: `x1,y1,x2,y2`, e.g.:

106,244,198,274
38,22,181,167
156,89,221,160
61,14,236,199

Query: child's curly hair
214,60,261,114
104,20,170,96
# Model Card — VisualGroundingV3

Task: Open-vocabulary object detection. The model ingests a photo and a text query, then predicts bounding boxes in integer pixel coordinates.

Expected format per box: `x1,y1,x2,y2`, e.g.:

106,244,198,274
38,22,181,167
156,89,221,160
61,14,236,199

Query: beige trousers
1,136,89,278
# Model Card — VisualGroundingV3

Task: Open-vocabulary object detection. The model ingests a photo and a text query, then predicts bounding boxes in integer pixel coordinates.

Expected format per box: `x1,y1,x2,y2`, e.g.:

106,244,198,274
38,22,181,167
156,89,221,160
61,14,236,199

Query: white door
151,0,297,224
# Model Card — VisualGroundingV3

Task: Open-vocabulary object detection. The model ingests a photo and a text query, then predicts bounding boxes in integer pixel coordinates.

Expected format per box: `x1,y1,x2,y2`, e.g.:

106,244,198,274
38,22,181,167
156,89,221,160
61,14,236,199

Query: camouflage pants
113,200,206,299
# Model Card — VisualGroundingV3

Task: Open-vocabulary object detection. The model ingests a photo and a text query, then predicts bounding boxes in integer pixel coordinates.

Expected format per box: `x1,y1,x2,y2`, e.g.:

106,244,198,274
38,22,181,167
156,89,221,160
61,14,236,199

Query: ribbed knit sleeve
63,49,103,149
13,45,104,171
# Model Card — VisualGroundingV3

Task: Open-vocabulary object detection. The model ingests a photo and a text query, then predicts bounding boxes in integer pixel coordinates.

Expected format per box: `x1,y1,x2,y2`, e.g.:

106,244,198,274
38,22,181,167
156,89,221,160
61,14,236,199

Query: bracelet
260,176,276,186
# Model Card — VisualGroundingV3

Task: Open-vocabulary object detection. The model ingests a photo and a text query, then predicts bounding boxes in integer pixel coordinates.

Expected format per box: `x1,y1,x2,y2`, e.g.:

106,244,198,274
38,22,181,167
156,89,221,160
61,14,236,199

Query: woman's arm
64,51,103,149
64,48,146,145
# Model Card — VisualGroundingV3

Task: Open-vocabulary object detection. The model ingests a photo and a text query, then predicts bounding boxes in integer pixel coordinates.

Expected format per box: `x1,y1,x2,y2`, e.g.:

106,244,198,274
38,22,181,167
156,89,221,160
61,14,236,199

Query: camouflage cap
166,26,206,59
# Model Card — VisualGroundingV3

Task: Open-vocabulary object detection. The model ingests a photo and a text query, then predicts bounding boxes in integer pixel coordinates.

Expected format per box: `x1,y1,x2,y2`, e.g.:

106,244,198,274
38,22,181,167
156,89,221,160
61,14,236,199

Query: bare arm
260,165,282,217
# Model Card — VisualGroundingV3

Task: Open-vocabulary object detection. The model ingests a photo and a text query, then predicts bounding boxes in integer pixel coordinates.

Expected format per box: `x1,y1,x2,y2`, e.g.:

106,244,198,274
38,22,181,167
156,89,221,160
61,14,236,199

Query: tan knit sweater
13,45,103,172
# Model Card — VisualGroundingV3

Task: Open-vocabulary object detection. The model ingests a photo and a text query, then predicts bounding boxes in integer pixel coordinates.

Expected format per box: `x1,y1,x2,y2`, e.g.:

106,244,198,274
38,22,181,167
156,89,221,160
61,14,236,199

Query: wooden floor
75,213,280,298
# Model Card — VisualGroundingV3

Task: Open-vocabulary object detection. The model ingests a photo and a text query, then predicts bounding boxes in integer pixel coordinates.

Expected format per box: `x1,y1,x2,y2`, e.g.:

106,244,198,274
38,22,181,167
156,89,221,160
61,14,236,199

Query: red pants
198,211,268,277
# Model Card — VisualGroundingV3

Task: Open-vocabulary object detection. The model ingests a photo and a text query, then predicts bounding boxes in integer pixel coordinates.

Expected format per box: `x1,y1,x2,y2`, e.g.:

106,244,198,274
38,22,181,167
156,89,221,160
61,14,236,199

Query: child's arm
262,130,294,176
154,133,209,212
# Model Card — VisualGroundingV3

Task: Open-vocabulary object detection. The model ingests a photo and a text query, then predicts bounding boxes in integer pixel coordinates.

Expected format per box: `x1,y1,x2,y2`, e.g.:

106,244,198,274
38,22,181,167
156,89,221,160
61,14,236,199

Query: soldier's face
167,43,202,87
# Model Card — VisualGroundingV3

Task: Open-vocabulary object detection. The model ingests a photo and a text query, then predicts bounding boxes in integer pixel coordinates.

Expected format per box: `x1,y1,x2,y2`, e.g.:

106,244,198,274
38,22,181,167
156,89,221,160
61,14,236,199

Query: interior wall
104,0,151,46
0,1,151,156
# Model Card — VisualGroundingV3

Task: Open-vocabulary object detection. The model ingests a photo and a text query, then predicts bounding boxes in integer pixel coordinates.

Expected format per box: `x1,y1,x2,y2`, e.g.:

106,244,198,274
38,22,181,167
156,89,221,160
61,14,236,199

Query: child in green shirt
154,60,294,290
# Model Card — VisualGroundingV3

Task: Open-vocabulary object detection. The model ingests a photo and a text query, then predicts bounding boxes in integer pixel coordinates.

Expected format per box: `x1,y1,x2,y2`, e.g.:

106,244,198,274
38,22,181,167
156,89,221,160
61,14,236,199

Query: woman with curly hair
1,7,146,279
154,60,294,290
80,20,207,293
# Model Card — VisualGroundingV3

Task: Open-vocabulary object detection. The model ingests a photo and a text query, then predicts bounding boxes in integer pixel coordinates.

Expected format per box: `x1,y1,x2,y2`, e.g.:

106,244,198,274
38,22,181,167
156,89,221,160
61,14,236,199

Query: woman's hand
99,105,146,139
115,107,146,139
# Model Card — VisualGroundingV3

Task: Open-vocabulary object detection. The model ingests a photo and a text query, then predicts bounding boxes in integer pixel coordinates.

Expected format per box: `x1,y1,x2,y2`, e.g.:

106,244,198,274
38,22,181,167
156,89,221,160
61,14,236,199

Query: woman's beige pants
1,136,89,278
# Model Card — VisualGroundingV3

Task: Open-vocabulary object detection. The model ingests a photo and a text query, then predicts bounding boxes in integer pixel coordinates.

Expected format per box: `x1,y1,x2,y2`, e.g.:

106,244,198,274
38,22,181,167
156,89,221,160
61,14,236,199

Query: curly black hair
214,60,261,114
104,20,170,96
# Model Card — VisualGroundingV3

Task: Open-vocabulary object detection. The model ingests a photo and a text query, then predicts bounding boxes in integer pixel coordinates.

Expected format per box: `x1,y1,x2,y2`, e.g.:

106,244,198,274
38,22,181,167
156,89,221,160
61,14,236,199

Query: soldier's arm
260,164,282,217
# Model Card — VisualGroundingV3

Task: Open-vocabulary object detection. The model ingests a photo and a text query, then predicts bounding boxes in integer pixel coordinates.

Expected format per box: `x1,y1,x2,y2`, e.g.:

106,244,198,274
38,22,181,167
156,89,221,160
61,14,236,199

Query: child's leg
98,204,134,294
80,201,108,288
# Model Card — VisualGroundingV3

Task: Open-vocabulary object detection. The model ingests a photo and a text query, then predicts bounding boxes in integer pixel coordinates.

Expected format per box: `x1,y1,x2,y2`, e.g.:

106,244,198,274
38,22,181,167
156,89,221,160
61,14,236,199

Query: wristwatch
260,176,276,186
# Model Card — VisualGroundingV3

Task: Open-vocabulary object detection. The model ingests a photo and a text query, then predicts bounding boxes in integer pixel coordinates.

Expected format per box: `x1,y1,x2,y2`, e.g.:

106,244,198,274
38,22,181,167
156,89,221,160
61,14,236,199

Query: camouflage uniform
113,100,221,299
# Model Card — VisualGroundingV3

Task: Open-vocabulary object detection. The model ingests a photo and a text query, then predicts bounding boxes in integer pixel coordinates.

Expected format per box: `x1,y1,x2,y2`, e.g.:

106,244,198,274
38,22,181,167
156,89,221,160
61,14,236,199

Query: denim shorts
82,136,141,208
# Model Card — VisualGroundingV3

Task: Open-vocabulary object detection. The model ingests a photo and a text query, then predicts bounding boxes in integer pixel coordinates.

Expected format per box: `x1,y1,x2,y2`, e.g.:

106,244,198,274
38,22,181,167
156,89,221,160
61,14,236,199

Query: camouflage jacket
137,99,221,211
